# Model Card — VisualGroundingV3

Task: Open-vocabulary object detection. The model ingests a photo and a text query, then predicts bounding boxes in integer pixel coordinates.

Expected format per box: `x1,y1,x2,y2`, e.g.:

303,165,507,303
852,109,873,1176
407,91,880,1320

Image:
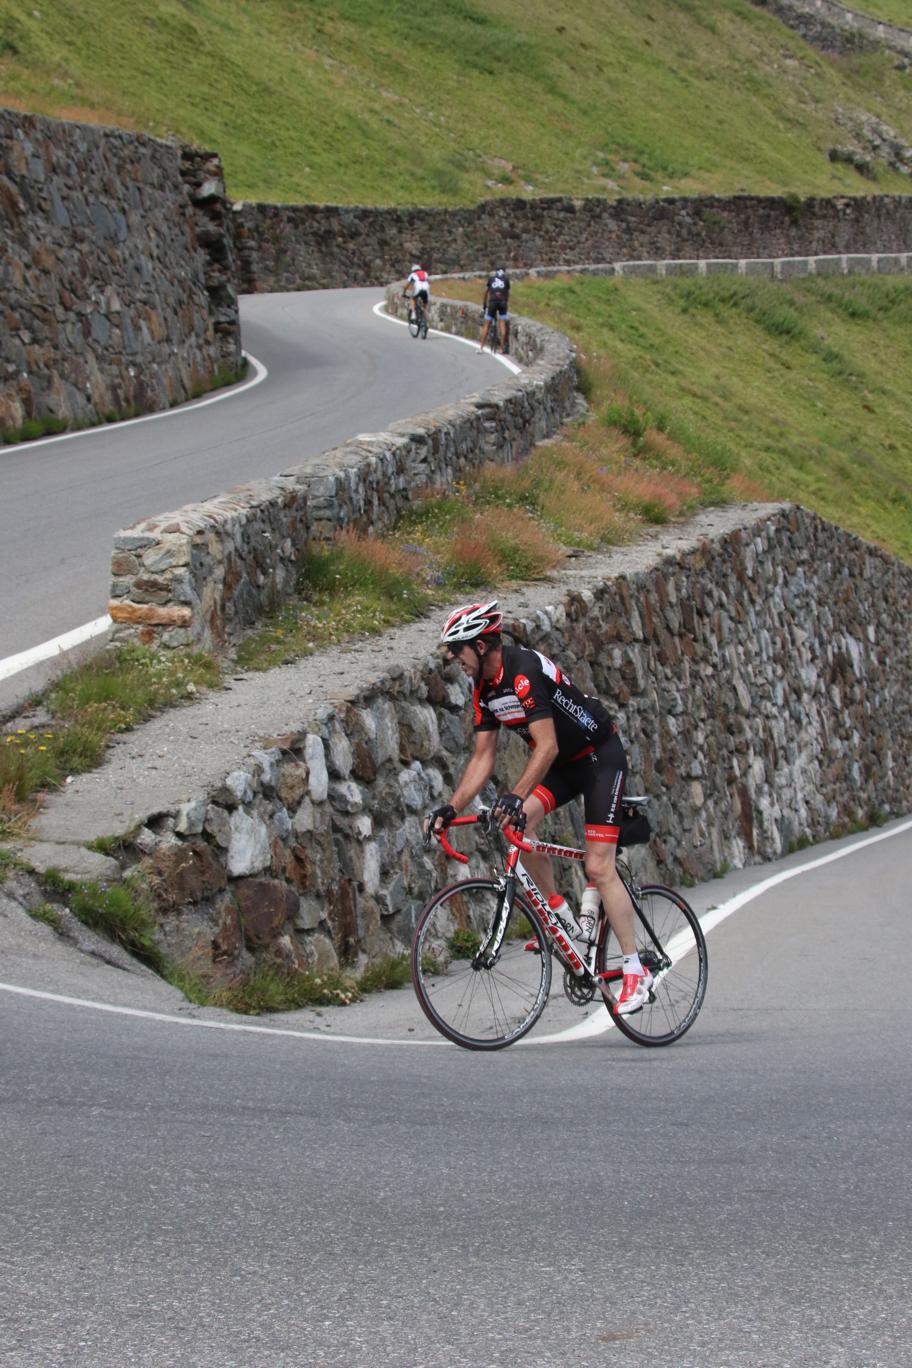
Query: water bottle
578,884,601,943
546,892,582,940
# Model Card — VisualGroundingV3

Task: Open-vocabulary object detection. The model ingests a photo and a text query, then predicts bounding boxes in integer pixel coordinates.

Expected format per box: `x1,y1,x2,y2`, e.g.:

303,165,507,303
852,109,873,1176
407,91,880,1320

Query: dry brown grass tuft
639,427,692,468
448,523,505,585
484,506,563,578
335,528,423,576
725,472,772,502
604,468,701,522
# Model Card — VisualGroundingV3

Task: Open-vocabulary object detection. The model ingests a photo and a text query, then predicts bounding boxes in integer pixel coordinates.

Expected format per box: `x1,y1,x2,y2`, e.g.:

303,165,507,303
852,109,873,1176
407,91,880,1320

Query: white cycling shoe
614,970,654,1016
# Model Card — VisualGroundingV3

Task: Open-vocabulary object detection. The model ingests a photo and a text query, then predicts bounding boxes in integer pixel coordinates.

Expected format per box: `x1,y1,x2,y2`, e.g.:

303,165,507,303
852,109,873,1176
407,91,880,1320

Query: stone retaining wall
107,295,578,650
0,109,242,438
234,193,912,293
753,0,912,56
108,505,912,983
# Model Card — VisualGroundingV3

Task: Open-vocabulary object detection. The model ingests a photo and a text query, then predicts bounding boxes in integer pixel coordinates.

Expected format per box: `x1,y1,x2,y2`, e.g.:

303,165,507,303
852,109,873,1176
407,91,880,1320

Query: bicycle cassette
563,969,596,1006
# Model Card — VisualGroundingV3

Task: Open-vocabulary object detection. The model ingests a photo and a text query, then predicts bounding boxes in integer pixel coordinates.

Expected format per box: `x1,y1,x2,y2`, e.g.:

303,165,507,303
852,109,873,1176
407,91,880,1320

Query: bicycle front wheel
597,884,707,1046
411,879,551,1050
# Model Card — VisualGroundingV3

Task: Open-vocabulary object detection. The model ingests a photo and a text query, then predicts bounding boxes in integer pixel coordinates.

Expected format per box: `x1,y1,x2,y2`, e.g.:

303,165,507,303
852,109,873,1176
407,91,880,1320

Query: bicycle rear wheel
411,879,551,1050
408,307,422,338
596,884,707,1046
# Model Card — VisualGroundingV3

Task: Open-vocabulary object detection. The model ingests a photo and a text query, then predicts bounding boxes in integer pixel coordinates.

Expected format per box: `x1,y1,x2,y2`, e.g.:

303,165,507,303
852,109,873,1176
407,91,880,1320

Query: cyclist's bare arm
503,716,559,805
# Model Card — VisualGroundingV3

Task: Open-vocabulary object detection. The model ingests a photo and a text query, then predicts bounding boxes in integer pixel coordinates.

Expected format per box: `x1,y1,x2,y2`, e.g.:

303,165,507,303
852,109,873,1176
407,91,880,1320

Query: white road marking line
533,817,912,1044
0,615,113,683
0,353,269,680
0,350,268,453
372,301,522,374
2,818,908,1048
0,983,443,1046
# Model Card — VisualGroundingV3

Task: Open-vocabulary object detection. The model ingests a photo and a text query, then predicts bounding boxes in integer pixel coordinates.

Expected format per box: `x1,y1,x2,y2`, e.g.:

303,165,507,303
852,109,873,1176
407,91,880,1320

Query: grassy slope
2,0,912,204
509,273,912,563
849,1,912,26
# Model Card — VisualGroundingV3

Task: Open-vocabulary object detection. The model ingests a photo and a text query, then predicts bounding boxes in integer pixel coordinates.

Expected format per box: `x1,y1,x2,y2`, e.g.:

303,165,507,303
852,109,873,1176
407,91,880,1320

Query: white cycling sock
623,953,645,977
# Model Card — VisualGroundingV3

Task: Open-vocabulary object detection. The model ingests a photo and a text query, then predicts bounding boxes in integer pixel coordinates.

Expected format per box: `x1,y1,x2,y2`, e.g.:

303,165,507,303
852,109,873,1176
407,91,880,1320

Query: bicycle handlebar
425,808,533,862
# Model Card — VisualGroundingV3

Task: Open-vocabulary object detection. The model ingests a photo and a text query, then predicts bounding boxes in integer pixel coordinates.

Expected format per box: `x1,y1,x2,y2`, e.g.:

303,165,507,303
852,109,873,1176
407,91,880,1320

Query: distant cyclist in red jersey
426,599,652,1014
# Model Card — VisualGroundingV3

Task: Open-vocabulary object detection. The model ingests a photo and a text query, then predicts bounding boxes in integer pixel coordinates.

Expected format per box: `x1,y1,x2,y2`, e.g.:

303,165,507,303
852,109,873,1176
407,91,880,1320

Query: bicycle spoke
412,881,551,1049
598,884,708,1046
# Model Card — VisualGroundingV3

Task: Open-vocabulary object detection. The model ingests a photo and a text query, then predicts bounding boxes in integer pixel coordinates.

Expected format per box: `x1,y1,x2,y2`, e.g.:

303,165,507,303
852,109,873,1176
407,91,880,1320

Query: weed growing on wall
39,869,166,971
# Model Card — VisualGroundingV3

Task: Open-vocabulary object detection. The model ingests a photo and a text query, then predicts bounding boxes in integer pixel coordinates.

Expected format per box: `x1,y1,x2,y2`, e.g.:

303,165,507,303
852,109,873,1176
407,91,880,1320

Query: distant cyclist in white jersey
404,264,430,337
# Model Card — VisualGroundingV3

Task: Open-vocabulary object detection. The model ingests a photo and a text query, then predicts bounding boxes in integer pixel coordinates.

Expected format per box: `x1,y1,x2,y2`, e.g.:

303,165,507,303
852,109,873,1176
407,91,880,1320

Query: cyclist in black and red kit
426,599,652,1015
479,267,510,354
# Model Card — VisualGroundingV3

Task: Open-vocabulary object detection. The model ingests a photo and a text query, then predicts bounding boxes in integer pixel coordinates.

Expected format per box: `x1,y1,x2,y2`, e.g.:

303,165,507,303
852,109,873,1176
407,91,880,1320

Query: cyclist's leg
579,734,638,957
497,304,509,350
516,792,554,895
520,767,580,896
479,308,492,351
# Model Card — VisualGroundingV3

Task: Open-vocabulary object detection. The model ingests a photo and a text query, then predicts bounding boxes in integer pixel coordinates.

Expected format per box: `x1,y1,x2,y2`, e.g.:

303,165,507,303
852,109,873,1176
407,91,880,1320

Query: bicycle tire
408,306,422,338
411,879,551,1050
596,884,707,1046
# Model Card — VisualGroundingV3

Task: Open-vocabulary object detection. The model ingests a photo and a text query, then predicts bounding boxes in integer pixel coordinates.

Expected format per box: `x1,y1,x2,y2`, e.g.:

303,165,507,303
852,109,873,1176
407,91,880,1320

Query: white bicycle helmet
439,599,503,644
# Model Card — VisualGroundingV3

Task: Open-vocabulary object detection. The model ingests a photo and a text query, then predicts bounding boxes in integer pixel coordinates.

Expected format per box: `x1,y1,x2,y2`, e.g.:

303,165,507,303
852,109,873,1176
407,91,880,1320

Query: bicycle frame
418,805,707,1048
436,813,672,986
438,816,591,979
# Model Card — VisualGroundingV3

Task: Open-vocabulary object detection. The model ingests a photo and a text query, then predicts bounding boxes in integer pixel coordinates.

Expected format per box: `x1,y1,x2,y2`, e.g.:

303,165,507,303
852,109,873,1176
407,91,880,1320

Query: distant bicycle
412,799,708,1051
480,310,509,355
405,292,429,339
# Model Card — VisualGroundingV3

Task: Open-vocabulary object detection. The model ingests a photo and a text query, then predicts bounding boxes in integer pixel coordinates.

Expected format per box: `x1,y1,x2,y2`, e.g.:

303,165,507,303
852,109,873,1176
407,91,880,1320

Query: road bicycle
406,292,429,339
412,799,708,1051
481,309,509,355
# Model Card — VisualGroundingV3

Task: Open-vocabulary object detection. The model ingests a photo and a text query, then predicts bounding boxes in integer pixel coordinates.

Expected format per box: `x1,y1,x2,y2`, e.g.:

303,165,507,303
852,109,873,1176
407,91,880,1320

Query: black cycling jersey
473,644,613,761
486,270,509,302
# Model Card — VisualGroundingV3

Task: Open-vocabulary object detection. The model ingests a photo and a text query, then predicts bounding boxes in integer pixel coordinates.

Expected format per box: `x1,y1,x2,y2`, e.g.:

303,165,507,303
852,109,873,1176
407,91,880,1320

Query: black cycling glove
426,803,457,836
492,792,525,826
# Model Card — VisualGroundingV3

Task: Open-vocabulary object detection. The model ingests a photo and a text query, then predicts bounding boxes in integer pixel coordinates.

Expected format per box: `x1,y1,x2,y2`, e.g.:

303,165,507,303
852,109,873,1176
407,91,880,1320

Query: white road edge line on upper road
372,301,523,374
1,302,502,682
2,818,909,1047
0,614,113,683
2,350,269,454
0,351,270,682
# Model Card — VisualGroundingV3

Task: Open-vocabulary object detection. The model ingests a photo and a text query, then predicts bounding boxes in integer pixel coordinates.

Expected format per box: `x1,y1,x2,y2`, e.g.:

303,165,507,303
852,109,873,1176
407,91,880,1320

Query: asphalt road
2,821,910,1368
0,288,494,669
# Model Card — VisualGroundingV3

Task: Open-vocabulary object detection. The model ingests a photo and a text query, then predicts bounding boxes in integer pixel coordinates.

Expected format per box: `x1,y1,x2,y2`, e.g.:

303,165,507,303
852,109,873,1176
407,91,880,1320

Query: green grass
503,273,912,564
171,953,412,1014
2,0,912,203
235,506,563,671
26,902,63,931
39,869,167,971
850,1,912,26
1,645,220,835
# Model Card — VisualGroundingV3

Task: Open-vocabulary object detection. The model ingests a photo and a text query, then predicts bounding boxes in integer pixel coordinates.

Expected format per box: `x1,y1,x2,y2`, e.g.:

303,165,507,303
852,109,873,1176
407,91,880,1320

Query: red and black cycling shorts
531,728,627,847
